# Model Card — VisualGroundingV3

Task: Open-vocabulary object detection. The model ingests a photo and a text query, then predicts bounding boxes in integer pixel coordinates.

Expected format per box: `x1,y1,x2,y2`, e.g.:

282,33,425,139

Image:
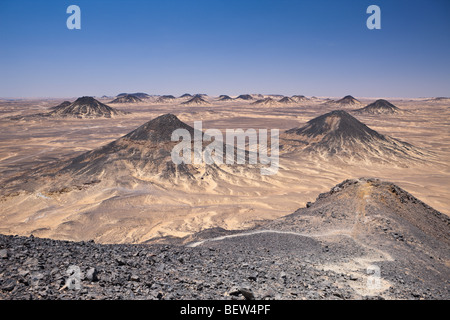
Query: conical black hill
122,113,195,143
109,94,142,104
354,99,401,114
181,95,209,105
286,110,385,141
334,95,360,105
235,94,253,100
281,110,428,162
50,96,127,118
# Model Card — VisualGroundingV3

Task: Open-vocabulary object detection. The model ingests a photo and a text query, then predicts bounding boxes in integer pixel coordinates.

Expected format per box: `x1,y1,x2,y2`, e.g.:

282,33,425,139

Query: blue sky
0,0,449,98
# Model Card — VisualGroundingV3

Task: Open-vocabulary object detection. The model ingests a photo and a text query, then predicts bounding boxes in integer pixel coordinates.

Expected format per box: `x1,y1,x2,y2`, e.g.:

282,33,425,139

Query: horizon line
1,94,447,100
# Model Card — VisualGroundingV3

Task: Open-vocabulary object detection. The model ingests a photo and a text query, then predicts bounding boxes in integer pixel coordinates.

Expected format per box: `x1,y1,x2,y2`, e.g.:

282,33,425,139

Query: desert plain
0,95,448,244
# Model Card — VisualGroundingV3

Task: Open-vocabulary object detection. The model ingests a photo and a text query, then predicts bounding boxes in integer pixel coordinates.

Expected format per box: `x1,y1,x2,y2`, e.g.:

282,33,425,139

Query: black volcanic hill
49,101,71,110
218,95,233,101
286,110,384,140
10,97,128,120
109,94,142,104
281,110,427,162
235,94,254,100
291,95,308,102
122,113,195,143
278,97,295,104
353,99,402,114
181,95,210,105
156,95,177,103
117,92,150,99
49,97,128,118
334,95,361,106
59,114,199,178
1,113,251,200
2,114,230,197
179,93,192,98
251,97,279,106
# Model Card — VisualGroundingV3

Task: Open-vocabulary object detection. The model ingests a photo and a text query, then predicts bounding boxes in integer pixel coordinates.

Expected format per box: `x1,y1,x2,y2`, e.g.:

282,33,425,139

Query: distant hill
117,92,150,99
11,96,128,120
109,94,143,104
181,95,210,106
1,113,237,198
278,97,295,104
334,95,361,106
53,96,128,117
234,94,254,101
281,110,428,163
353,99,402,114
218,95,233,101
291,95,309,102
156,95,177,103
251,97,280,106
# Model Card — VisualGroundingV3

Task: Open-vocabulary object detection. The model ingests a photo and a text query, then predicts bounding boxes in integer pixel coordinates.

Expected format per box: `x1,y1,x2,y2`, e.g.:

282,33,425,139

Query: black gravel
1,232,448,300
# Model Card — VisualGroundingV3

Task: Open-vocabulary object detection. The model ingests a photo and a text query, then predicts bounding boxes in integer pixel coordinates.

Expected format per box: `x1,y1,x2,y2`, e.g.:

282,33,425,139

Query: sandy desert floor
0,96,448,243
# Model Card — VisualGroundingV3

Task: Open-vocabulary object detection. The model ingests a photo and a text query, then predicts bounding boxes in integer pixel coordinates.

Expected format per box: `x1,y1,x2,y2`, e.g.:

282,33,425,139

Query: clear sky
0,0,449,98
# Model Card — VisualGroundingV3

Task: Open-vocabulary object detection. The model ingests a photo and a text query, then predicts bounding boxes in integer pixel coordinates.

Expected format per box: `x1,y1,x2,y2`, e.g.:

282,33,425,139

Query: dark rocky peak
122,114,195,143
286,110,385,141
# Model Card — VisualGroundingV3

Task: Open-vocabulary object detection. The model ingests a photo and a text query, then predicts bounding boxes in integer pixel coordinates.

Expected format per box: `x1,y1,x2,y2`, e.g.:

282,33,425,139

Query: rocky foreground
0,232,444,300
1,178,449,300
